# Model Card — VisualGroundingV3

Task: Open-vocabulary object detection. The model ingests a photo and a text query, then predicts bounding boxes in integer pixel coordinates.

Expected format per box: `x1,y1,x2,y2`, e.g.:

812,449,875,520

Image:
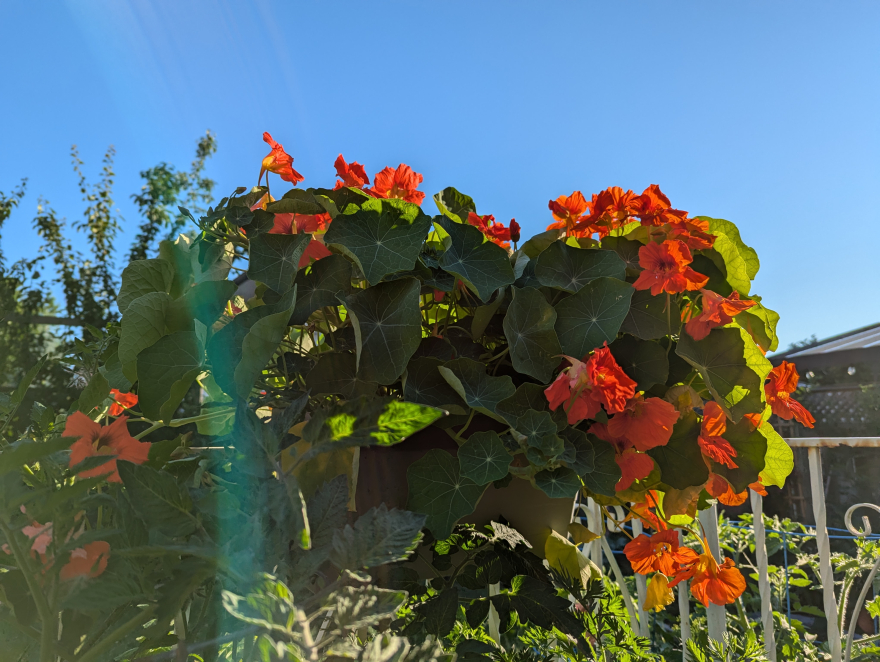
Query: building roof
771,322,880,371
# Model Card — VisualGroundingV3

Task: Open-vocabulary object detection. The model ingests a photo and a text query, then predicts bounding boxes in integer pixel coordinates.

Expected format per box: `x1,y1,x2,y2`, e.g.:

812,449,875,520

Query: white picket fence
576,437,880,662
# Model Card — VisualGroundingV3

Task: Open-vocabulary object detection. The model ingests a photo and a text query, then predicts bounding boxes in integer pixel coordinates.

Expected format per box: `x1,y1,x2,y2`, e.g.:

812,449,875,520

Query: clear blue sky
1,1,878,351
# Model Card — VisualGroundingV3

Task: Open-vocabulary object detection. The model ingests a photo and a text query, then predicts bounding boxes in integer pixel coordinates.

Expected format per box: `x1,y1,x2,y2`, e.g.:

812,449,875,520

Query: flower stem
75,606,156,662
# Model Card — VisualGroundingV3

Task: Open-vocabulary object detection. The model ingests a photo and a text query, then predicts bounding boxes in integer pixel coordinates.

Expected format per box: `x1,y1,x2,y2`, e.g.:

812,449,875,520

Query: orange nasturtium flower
633,239,709,296
625,529,699,576
633,184,689,227
59,541,110,581
509,219,521,244
334,154,370,189
369,164,425,205
607,395,680,451
108,389,137,416
698,401,738,469
614,449,655,492
765,361,815,428
65,413,150,483
259,132,304,186
669,539,746,607
467,212,515,248
547,191,590,233
664,216,715,250
684,290,756,341
545,356,603,424
585,343,637,415
644,574,676,612
268,212,333,268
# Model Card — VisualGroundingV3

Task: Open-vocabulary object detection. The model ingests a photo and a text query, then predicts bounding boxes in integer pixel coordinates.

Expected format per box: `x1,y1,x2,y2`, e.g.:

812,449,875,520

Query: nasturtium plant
0,132,816,659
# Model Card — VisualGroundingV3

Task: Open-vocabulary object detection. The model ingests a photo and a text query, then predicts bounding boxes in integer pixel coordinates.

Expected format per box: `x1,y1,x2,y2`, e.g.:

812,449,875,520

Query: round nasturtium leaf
554,277,634,360
458,431,512,486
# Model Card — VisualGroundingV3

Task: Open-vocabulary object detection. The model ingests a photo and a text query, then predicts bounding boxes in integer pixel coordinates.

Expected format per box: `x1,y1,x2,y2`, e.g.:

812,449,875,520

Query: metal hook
844,502,880,537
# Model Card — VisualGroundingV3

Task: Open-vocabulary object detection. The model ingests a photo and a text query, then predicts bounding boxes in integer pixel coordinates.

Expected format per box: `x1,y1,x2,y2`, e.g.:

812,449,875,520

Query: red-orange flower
765,362,815,428
633,240,709,296
684,290,756,341
65,413,150,483
548,191,590,233
268,212,333,268
607,395,680,451
698,401,738,469
664,216,715,250
624,529,699,575
334,154,370,189
467,212,514,248
669,540,746,607
108,389,137,416
615,449,655,491
585,343,637,414
706,473,748,506
60,541,110,581
545,357,603,425
633,185,689,227
579,187,640,238
630,490,665,531
509,219,521,244
369,164,425,205
259,132,304,186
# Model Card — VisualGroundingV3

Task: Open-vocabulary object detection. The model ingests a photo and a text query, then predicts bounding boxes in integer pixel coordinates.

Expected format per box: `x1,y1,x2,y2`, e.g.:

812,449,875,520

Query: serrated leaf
330,504,425,569
676,326,771,421
117,461,198,537
580,436,621,497
554,277,633,359
438,358,515,421
306,353,377,399
433,186,476,223
434,215,515,302
247,232,311,293
137,329,204,423
407,449,486,539
403,357,467,414
306,475,349,551
458,431,512,485
421,586,459,637
324,197,432,285
289,254,352,325
118,292,171,382
0,436,74,478
758,424,793,488
535,242,626,293
609,335,669,390
334,585,407,631
534,467,580,499
713,418,767,492
345,277,422,385
647,412,708,489
699,216,759,295
620,289,681,340
117,259,174,314
494,575,582,634
502,287,562,383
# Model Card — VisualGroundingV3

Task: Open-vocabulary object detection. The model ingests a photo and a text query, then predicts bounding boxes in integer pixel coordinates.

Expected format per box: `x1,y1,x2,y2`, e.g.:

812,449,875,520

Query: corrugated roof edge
770,321,880,360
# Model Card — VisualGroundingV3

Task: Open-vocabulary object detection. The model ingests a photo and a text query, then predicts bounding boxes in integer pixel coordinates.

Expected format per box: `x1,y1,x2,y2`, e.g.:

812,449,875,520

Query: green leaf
496,383,566,431
305,475,349,551
324,197,432,285
470,287,506,340
713,418,768,492
698,216,759,295
117,461,198,537
0,436,74,478
345,277,422,385
676,326,772,421
758,425,793,488
247,232,311,293
305,353,377,399
407,449,486,539
403,357,467,414
233,288,297,398
580,437,621,497
290,254,352,325
334,585,408,631
534,467,580,499
494,575,583,634
736,302,780,353
620,289,680,340
515,410,564,458
434,215,515,302
563,427,594,476
609,335,669,391
502,287,562,383
601,236,642,275
647,412,708,490
330,504,425,569
78,372,110,413
301,397,444,451
266,189,325,215
137,329,204,423
433,186,476,223
118,292,172,382
421,586,460,637
554,277,634,359
520,229,562,259
458,431,512,485
165,280,236,332
534,242,625,293
438,358,515,421
116,258,174,314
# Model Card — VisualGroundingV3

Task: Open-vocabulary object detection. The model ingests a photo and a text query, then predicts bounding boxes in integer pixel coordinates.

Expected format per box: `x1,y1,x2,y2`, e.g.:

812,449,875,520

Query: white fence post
699,504,727,644
631,518,650,637
808,447,843,662
678,529,691,660
750,490,777,660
